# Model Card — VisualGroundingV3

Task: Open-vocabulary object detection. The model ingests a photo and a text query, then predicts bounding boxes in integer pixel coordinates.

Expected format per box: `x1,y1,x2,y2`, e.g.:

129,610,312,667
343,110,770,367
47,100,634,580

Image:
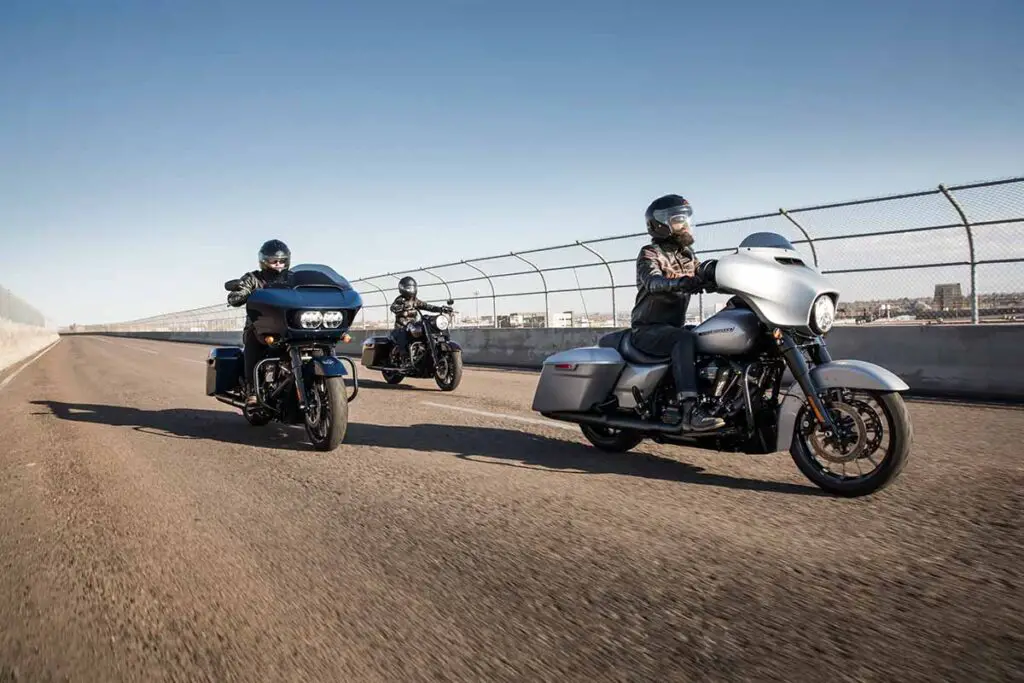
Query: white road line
0,338,62,392
420,401,579,431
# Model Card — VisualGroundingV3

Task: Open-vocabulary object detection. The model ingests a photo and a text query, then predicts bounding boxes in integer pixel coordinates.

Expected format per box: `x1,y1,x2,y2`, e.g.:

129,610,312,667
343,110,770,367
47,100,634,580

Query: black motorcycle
208,264,363,451
360,299,464,391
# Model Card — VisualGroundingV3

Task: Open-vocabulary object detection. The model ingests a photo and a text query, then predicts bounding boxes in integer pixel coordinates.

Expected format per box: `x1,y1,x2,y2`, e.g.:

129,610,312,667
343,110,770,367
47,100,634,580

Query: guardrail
1,284,48,328
66,176,1024,333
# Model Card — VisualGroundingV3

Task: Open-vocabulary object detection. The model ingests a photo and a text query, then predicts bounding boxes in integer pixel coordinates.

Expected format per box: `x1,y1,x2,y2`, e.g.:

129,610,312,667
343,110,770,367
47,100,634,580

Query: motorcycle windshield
737,232,797,251
290,263,355,290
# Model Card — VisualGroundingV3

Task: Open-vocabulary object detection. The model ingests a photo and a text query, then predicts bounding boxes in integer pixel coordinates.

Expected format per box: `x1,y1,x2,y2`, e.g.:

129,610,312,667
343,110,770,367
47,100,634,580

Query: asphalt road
1,336,1021,682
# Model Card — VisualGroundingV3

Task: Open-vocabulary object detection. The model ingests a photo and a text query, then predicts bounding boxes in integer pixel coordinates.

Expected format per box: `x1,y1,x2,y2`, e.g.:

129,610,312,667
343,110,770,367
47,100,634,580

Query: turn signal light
264,335,276,344
341,333,352,343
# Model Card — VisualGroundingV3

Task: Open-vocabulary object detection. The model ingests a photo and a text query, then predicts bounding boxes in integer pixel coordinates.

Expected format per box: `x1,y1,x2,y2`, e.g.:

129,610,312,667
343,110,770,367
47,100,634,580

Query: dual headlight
810,295,836,335
298,310,345,329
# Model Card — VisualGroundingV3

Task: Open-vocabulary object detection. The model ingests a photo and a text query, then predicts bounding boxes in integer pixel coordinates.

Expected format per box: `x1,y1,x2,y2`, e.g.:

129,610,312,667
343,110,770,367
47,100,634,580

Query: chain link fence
68,176,1024,334
1,284,48,328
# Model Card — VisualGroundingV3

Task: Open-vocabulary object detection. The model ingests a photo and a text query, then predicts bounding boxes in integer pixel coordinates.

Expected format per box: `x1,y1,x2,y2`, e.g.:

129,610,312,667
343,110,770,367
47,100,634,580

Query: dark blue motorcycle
208,264,363,451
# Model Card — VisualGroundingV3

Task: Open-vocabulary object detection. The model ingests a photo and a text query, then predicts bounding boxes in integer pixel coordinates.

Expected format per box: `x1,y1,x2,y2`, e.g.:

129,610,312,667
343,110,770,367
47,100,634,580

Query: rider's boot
668,393,725,432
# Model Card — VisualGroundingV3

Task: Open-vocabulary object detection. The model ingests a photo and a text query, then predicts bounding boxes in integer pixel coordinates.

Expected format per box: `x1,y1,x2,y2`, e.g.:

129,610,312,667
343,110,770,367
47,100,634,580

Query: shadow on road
31,399,824,496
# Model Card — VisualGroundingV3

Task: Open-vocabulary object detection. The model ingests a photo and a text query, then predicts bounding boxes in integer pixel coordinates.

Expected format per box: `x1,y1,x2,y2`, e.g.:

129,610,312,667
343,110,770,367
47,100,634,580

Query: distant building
934,283,963,311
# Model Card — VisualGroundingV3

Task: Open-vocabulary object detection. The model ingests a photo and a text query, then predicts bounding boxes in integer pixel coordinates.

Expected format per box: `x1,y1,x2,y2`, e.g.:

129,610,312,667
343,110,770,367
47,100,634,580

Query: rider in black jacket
227,239,295,407
630,195,723,432
390,276,452,369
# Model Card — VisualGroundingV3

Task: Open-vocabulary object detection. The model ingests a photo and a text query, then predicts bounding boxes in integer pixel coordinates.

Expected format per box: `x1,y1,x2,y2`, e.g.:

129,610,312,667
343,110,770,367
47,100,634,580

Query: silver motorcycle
531,232,913,497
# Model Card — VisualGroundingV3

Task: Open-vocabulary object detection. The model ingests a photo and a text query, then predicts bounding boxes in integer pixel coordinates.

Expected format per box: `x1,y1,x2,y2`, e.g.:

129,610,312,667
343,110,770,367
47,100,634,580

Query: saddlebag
206,347,244,396
531,347,625,413
361,336,393,367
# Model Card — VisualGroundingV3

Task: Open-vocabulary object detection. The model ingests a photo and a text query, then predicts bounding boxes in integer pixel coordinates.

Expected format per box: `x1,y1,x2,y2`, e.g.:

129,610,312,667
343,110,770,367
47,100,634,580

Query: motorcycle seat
597,329,671,365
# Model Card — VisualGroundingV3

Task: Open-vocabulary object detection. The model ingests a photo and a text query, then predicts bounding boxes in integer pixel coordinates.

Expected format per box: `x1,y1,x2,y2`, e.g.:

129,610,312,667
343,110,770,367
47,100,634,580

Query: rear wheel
580,424,646,453
381,370,404,384
790,389,912,497
243,404,272,426
304,376,349,451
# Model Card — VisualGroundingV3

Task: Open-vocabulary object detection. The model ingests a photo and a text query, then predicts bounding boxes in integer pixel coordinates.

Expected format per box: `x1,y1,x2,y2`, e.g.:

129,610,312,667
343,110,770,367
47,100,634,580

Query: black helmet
258,239,291,274
645,194,694,246
398,276,417,298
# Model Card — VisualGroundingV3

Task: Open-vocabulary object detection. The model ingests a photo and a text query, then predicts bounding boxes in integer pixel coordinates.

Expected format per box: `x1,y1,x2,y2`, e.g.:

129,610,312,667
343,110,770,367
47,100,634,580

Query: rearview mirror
224,279,242,292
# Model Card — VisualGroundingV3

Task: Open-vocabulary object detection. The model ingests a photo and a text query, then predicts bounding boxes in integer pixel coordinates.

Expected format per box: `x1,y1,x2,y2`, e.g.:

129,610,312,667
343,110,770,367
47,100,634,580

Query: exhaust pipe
542,410,688,434
215,395,246,409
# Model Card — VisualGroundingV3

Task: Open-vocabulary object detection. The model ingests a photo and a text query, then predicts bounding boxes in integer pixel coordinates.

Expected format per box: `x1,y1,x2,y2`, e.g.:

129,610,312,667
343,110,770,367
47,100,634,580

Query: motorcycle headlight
435,314,450,330
322,310,344,328
299,310,324,329
811,295,836,335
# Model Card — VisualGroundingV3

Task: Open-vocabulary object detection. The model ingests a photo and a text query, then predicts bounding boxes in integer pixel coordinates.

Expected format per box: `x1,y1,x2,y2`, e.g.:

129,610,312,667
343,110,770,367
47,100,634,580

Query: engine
697,358,766,420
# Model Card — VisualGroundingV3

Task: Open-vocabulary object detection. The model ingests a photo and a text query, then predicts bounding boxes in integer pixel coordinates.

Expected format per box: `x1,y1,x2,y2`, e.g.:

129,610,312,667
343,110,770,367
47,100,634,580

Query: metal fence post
779,208,820,268
420,267,454,303
510,252,548,327
462,260,497,327
575,241,617,327
938,184,979,324
354,279,392,328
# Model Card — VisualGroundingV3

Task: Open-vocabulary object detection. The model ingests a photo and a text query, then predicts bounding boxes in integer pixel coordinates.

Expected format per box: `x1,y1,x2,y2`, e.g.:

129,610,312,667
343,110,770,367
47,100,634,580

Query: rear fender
775,359,909,453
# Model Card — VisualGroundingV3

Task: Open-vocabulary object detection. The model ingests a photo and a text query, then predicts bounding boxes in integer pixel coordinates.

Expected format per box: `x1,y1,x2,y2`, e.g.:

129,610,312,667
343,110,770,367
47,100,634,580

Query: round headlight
811,295,835,335
435,314,450,330
322,310,344,328
299,310,323,329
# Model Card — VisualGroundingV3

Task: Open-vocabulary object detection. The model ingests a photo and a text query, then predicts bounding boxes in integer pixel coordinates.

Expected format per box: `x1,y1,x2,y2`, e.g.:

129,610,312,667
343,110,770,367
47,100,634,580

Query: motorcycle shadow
343,422,827,497
30,399,316,451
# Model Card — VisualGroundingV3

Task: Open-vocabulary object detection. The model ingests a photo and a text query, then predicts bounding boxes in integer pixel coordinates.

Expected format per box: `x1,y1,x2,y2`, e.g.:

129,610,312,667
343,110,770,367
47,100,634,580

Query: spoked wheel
790,389,913,497
580,424,646,453
434,352,463,391
303,376,349,451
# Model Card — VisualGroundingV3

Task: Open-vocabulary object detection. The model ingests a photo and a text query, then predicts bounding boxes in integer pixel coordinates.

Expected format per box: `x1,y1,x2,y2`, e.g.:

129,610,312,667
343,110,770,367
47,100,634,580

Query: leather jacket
630,241,705,329
228,269,296,329
390,295,444,328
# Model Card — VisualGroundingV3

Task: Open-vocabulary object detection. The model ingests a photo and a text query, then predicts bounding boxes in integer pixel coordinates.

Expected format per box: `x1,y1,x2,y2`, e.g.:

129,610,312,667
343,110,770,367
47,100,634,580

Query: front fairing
713,236,838,333
246,263,363,340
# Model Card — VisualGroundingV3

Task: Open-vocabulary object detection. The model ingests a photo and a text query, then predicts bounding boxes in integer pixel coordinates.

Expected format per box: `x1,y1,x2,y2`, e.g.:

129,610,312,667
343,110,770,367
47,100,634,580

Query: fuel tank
693,307,763,356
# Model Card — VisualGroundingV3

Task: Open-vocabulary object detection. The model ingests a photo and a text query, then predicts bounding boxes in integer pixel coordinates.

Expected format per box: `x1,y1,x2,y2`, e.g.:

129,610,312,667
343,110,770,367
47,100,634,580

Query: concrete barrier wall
63,324,1024,402
1,319,60,374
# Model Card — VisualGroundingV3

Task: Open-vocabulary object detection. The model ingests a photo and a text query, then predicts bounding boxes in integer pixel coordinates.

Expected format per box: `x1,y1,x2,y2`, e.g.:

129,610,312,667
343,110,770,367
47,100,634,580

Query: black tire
243,402,272,426
434,351,463,391
381,370,404,385
580,424,646,453
305,376,349,451
790,390,913,497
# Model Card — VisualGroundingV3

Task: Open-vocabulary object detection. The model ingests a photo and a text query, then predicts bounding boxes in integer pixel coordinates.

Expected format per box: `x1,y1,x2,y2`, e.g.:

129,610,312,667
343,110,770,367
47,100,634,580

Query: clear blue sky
2,0,1022,325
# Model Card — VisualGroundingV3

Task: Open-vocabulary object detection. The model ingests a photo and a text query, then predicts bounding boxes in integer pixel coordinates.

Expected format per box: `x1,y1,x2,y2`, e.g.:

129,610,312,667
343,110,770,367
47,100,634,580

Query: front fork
775,330,839,436
290,347,308,412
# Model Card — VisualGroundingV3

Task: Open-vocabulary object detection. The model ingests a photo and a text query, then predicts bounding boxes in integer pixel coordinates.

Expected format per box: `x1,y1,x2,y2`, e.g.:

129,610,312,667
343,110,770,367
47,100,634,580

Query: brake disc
808,401,869,464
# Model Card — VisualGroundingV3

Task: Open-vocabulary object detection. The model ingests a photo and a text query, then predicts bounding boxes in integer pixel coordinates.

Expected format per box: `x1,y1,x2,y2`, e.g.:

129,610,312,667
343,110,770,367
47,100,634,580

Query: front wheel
434,351,463,391
580,424,646,453
304,376,349,451
790,389,913,497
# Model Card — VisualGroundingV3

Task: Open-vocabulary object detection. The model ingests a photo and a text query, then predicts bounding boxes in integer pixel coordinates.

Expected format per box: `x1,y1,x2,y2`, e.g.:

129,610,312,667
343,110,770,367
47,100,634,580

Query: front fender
442,340,462,353
312,355,348,377
775,359,909,453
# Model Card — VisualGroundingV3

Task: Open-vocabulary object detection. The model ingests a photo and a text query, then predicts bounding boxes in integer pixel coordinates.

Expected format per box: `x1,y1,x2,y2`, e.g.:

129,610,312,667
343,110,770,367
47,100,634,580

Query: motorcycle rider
227,239,296,408
390,276,452,369
630,194,724,432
